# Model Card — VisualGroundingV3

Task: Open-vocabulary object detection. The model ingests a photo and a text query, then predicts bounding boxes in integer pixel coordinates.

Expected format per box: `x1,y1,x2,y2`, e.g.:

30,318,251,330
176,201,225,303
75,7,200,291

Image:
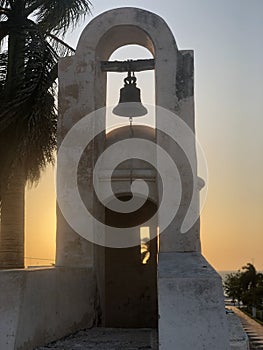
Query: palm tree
240,263,258,289
224,271,243,305
0,0,92,268
240,263,259,307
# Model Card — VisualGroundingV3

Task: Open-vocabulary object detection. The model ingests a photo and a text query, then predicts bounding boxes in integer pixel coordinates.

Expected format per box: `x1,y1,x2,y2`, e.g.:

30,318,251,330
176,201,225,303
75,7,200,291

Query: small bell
113,72,148,117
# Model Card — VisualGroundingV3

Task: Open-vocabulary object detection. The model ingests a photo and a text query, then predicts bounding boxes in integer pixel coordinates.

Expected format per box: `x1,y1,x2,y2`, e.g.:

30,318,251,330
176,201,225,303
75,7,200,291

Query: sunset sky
25,0,263,271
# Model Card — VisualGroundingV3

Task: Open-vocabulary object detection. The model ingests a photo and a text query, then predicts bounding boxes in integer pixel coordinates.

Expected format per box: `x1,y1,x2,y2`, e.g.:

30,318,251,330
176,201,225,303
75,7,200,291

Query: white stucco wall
158,252,230,350
227,313,249,350
0,267,97,350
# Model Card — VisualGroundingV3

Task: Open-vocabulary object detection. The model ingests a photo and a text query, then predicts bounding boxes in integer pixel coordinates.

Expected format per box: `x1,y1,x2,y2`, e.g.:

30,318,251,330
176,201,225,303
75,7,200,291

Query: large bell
113,72,148,117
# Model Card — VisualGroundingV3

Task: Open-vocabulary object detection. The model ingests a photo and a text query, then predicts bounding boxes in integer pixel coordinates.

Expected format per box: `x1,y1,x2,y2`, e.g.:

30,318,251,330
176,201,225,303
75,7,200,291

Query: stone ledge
227,313,249,350
158,251,219,279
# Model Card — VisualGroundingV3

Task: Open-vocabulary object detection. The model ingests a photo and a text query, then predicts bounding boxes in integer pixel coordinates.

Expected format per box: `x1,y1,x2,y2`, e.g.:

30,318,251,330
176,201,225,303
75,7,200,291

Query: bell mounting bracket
100,59,155,73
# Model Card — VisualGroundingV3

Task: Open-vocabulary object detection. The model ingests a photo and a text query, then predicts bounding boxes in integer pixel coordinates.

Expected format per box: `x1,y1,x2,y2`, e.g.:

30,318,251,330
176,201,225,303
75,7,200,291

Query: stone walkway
36,328,158,350
230,307,263,349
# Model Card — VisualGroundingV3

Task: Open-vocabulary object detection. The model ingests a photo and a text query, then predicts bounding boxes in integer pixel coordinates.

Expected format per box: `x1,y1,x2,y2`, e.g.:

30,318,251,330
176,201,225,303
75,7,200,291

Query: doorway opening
103,196,158,328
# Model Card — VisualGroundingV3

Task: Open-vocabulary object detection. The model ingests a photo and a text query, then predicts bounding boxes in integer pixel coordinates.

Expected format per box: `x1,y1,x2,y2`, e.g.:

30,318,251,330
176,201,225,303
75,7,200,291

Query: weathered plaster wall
0,268,97,350
227,313,249,350
158,252,230,350
158,49,200,253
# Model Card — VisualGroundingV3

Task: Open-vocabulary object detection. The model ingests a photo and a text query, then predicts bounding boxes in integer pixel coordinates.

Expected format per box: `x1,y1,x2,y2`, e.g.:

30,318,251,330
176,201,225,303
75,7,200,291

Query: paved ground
230,307,263,349
36,328,158,350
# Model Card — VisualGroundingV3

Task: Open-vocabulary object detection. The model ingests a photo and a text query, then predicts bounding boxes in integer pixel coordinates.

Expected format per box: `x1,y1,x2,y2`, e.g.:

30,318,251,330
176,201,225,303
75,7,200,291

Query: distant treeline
224,263,263,310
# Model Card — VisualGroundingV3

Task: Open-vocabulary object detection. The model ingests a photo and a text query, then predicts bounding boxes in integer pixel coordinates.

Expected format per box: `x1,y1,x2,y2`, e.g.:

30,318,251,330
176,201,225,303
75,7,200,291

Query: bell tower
57,7,230,349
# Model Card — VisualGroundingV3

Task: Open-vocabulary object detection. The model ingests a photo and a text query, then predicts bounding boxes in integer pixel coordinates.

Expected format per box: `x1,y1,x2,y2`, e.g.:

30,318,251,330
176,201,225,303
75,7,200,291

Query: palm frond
47,33,75,57
0,0,93,186
20,89,57,183
0,91,56,185
0,1,11,8
0,20,58,183
0,20,10,41
0,7,10,21
35,0,92,35
1,21,56,110
0,50,7,87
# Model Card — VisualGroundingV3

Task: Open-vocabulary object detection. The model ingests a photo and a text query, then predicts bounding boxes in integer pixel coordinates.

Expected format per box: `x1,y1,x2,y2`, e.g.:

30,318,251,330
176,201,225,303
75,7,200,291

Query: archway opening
106,45,155,131
104,196,158,328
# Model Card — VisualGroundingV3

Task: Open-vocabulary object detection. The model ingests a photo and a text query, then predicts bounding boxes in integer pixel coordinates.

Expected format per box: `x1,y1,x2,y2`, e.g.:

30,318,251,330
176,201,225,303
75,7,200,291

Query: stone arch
59,8,180,133
57,6,199,268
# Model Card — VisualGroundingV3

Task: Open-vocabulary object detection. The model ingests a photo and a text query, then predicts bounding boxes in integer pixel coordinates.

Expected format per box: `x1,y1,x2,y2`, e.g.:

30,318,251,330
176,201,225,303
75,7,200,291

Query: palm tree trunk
0,2,26,269
0,169,25,269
